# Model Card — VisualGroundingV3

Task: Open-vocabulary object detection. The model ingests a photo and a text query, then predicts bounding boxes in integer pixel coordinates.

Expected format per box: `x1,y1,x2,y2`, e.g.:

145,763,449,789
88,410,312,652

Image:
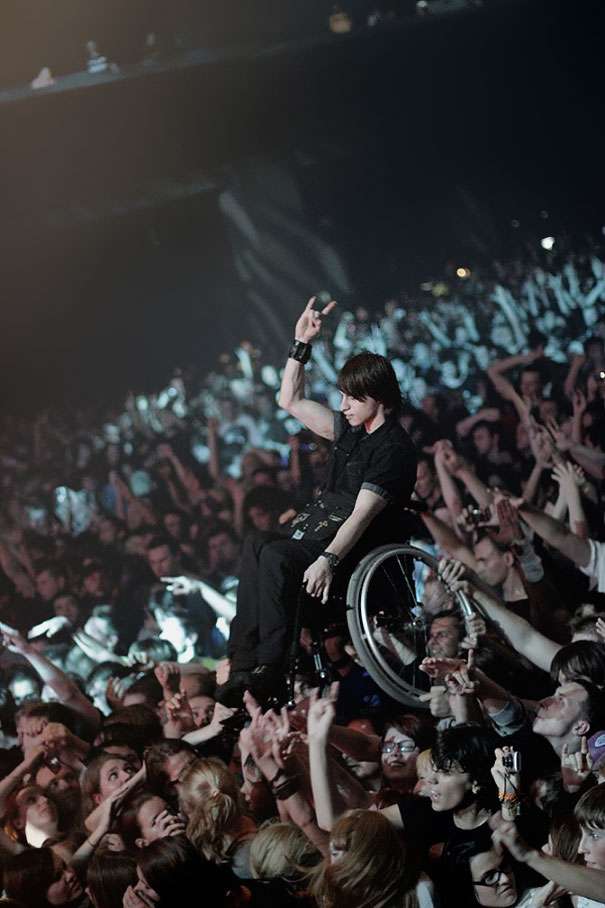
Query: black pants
228,531,325,670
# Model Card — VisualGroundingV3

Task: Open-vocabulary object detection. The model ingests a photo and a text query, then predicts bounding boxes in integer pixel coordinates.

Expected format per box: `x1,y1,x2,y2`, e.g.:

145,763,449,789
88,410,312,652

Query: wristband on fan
288,339,312,364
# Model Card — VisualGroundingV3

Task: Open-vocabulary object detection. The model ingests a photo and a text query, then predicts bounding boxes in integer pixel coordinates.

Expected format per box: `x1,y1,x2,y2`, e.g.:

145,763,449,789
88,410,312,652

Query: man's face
427,616,461,658
53,595,80,626
36,570,61,602
474,537,510,588
163,513,183,540
473,426,495,457
189,695,215,728
532,682,588,742
158,615,190,655
520,369,542,401
415,461,436,499
147,545,176,580
247,506,273,532
10,677,41,708
207,532,238,571
340,392,382,429
539,399,558,424
98,519,118,546
35,765,81,816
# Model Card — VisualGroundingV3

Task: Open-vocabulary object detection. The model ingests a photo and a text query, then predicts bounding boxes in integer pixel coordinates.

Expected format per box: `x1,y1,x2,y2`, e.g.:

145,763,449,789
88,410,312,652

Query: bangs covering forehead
575,784,605,831
337,352,403,412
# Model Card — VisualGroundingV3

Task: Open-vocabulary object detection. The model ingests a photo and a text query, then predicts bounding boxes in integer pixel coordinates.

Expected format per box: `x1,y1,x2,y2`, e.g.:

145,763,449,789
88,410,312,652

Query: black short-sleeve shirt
326,411,417,546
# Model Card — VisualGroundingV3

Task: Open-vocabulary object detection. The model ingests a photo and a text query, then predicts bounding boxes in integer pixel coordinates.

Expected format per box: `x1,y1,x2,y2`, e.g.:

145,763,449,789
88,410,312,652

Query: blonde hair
179,757,247,863
415,749,433,777
311,809,418,908
250,821,320,881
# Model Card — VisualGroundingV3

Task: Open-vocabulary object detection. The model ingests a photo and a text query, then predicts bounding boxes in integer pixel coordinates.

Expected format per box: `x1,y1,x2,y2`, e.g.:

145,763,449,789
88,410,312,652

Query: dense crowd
0,239,605,908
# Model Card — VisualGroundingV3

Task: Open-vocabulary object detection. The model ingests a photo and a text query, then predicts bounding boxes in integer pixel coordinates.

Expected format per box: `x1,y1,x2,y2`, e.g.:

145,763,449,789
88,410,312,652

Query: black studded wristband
288,339,312,364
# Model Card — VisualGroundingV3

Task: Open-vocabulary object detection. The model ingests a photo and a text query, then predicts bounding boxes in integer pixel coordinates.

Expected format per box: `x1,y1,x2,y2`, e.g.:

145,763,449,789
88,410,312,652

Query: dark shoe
215,669,253,708
249,664,286,706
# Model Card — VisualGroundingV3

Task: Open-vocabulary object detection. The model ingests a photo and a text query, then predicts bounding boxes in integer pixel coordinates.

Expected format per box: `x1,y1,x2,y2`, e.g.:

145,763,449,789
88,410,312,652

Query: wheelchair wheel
346,544,475,707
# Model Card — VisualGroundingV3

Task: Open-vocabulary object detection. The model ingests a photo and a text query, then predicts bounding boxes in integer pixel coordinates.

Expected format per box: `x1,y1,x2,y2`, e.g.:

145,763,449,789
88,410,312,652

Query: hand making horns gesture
294,295,337,344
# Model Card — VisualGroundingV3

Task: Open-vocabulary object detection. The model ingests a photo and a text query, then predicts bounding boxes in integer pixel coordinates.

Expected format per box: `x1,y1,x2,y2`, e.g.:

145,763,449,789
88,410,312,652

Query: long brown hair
311,809,419,908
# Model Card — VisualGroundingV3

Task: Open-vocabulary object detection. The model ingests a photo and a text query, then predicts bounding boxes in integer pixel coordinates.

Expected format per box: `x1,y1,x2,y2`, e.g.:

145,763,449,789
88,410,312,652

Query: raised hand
437,557,471,595
434,439,464,474
154,662,181,698
419,655,467,681
152,809,186,839
294,296,337,344
163,693,195,737
494,496,523,546
306,683,339,741
561,737,593,793
161,575,197,596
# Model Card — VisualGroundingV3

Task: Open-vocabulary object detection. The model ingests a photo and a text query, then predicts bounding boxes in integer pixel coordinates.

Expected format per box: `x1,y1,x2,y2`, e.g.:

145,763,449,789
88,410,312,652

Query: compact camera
502,751,521,773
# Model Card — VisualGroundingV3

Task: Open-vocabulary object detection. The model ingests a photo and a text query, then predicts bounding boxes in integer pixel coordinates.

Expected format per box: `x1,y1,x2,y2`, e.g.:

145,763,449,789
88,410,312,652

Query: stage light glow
541,236,555,250
456,267,471,278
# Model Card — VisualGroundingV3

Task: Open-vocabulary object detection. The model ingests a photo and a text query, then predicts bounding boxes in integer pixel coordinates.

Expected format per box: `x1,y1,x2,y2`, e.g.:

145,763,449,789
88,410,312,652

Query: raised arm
419,511,477,569
278,296,337,440
433,441,463,521
438,559,560,673
516,501,591,569
2,628,100,731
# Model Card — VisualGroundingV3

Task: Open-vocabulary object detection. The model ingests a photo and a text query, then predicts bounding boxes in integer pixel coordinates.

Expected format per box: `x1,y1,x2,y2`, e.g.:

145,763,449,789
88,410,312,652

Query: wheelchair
288,544,476,709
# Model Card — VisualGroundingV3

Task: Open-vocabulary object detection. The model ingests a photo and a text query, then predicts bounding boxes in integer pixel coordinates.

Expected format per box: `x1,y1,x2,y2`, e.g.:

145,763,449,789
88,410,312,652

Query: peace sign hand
294,296,337,344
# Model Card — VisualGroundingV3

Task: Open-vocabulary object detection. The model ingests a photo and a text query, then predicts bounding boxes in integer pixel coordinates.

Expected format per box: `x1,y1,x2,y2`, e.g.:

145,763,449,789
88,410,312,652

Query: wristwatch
320,551,340,571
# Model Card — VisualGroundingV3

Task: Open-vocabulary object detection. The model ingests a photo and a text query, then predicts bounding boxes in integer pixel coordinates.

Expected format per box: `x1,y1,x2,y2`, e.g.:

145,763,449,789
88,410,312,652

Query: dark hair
87,661,131,689
549,814,582,862
575,783,605,830
473,528,511,556
337,352,403,414
472,420,500,437
5,847,62,908
127,638,178,666
146,535,179,557
15,701,79,734
118,789,164,850
104,704,163,743
550,642,605,686
431,725,499,810
120,672,163,707
383,714,435,752
144,740,196,797
205,520,240,546
87,852,137,908
137,835,234,905
575,680,605,736
429,609,463,628
34,562,67,582
570,613,605,636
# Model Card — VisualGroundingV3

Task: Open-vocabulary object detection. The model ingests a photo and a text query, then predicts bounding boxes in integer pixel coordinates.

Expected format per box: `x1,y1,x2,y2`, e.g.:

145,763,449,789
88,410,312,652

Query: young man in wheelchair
216,296,417,706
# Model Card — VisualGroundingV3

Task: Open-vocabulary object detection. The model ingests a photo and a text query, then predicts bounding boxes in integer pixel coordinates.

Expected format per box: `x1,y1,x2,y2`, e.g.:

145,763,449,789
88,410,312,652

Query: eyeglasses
382,742,417,755
472,866,512,889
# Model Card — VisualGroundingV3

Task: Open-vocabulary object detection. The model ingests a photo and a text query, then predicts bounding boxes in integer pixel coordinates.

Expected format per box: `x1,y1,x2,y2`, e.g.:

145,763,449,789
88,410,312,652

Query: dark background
1,0,604,412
